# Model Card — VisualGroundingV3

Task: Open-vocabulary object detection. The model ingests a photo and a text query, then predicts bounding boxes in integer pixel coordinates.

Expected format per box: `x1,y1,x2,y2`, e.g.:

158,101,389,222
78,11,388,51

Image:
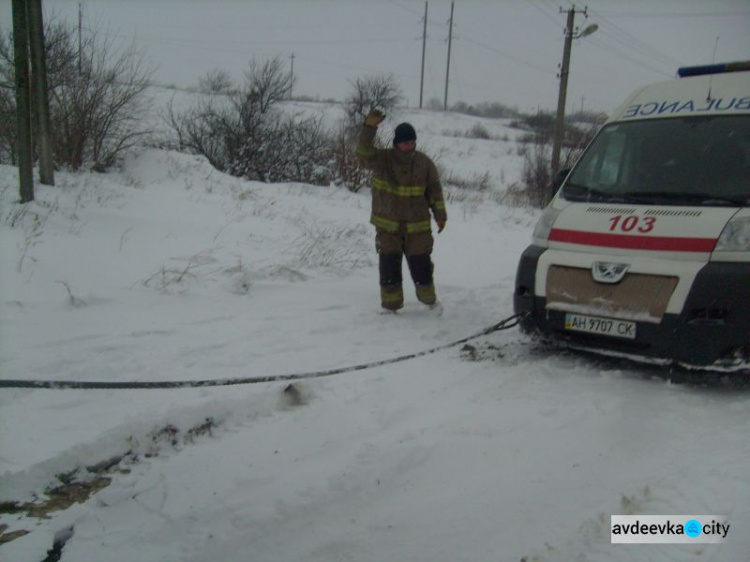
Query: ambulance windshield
564,115,750,206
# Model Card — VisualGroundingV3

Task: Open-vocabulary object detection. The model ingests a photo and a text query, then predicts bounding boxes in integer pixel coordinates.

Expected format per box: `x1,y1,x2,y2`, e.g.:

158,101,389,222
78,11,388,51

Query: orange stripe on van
549,229,717,252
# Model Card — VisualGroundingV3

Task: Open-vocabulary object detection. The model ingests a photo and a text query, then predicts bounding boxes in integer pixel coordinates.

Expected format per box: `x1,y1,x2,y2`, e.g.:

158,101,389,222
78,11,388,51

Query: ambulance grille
644,209,703,217
585,206,635,214
545,266,678,323
584,207,703,218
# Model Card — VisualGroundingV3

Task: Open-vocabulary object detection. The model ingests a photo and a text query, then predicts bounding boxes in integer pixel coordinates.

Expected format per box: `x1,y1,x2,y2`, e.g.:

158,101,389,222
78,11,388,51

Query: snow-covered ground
1,105,749,562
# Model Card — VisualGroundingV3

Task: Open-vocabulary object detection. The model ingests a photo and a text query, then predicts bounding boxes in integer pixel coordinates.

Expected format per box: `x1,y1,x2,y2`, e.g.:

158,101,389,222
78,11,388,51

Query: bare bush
451,101,519,119
343,74,402,129
520,138,552,208
517,121,601,208
331,74,403,193
239,112,332,184
445,170,492,192
426,97,443,111
0,85,14,164
244,58,295,113
167,57,330,185
330,123,369,192
0,19,153,171
56,46,152,171
465,123,492,140
166,92,256,173
198,69,234,94
0,19,78,164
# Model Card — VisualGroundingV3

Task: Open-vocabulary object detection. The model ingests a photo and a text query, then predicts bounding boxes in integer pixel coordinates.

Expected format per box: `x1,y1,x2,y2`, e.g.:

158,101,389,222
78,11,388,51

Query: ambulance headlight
715,217,750,252
532,205,562,242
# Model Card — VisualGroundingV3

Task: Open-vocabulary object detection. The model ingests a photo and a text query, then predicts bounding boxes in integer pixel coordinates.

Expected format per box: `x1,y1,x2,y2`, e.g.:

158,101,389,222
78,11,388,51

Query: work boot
415,282,437,306
380,284,404,311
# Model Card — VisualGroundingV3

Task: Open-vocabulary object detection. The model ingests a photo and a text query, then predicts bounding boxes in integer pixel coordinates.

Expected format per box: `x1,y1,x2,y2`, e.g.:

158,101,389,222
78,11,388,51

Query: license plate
564,313,636,339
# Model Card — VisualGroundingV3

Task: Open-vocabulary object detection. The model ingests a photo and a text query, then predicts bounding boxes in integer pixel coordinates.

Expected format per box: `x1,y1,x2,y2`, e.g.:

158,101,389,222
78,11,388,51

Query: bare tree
166,92,258,174
0,84,15,164
0,19,153,170
198,69,234,94
343,74,402,129
52,33,153,170
330,123,369,192
519,119,602,207
167,57,330,185
520,137,552,208
0,20,81,164
329,74,403,192
244,57,295,114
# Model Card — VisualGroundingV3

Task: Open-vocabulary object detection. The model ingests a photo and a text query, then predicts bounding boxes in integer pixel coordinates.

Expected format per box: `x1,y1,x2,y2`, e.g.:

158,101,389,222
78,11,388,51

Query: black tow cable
0,313,524,390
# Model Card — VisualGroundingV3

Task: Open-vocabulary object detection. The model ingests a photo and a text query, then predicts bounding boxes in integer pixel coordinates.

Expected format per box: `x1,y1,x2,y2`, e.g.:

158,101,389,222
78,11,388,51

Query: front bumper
513,245,750,368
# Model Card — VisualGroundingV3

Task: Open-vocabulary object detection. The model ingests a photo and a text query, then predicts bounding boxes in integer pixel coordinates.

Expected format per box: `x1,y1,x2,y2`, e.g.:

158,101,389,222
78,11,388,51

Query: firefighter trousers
375,229,437,310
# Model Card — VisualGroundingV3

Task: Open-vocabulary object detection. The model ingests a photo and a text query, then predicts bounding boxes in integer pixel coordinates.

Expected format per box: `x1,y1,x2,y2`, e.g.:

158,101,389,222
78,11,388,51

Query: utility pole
550,6,596,199
78,1,83,73
419,1,428,109
12,0,34,203
443,1,454,111
28,0,54,186
289,53,295,99
551,7,576,185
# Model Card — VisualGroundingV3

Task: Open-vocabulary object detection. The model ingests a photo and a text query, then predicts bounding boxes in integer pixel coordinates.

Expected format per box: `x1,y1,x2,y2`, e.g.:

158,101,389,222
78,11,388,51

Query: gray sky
5,0,750,113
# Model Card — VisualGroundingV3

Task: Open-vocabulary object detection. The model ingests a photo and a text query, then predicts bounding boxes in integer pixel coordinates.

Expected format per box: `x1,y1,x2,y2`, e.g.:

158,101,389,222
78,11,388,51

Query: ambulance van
513,61,750,369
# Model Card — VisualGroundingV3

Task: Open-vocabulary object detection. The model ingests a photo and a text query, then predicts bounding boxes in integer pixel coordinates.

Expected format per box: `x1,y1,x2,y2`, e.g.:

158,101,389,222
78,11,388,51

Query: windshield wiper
621,191,748,207
563,183,628,203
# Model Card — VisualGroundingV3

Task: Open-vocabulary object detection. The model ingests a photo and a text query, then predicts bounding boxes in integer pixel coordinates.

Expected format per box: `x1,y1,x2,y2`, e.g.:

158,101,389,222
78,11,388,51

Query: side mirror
552,168,571,194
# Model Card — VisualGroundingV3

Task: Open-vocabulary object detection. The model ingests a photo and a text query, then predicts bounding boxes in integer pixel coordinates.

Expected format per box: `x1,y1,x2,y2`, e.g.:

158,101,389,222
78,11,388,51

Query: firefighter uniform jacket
356,124,447,234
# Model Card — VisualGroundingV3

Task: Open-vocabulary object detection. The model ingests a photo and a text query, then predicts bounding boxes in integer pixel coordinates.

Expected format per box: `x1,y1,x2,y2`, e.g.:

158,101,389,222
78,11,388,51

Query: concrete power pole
78,1,83,73
551,6,596,200
28,0,55,186
12,0,34,203
550,7,576,188
443,1,454,111
289,53,295,99
419,1,427,109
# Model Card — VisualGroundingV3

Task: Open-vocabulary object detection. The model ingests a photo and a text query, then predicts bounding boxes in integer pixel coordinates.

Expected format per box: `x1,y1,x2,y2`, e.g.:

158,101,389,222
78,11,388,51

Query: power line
587,9,684,69
527,0,567,28
297,53,418,81
586,36,673,78
387,0,444,27
81,25,410,49
461,37,553,74
594,10,750,18
386,0,423,18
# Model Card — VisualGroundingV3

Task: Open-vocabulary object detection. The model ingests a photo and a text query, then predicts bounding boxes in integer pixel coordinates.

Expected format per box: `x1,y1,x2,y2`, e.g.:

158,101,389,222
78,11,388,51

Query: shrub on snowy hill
165,71,407,192
166,58,334,186
0,18,153,171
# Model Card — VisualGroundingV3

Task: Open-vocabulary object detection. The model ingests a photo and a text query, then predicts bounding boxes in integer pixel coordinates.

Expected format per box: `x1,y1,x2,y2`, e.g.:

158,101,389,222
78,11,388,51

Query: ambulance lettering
622,96,750,119
608,215,656,233
549,214,718,252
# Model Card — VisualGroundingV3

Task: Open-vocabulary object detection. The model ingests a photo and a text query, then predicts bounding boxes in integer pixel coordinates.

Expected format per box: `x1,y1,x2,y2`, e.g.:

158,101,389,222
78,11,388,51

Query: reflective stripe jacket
356,124,447,233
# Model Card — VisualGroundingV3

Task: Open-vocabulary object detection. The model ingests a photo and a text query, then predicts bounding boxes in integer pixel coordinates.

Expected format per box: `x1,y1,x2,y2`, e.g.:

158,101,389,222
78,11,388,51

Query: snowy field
1,101,749,562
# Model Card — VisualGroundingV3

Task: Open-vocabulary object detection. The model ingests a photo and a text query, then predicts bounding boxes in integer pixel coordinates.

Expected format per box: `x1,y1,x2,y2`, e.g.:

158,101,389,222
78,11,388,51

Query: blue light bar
678,61,750,77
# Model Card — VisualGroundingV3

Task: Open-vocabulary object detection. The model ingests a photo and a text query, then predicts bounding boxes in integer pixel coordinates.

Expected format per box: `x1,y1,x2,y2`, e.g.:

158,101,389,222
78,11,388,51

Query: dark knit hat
393,122,417,145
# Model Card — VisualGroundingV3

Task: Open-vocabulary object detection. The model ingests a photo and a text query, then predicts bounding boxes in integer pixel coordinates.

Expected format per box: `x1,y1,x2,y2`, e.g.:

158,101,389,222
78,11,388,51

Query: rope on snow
0,313,525,390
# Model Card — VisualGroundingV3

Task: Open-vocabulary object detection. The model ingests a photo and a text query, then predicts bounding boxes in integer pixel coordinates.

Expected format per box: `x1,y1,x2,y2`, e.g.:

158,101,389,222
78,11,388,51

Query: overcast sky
4,0,750,113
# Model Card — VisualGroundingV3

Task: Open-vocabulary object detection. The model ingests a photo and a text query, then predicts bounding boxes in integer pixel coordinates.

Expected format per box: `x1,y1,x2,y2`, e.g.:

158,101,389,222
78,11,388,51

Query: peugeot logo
591,261,629,284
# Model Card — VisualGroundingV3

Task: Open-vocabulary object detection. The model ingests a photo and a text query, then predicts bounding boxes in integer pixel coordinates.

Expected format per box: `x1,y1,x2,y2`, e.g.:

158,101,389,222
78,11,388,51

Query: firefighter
356,109,447,312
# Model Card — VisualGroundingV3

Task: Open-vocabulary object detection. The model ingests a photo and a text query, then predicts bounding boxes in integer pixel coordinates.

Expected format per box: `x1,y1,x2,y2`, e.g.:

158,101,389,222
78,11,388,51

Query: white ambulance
514,61,750,369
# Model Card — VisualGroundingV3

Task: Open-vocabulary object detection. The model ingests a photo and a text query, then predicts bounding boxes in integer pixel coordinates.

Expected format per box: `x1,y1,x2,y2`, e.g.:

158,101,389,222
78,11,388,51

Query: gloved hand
364,109,385,128
437,219,446,234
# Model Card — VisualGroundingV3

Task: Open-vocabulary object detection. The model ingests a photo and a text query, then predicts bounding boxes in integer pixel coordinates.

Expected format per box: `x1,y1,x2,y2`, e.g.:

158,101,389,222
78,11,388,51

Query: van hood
547,202,740,260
